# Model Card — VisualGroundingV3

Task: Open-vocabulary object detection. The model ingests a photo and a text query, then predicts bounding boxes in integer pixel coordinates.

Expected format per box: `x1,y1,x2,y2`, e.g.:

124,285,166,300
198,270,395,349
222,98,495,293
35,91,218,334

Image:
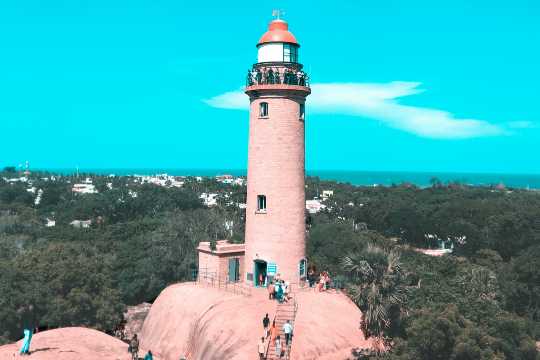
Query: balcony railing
246,66,310,88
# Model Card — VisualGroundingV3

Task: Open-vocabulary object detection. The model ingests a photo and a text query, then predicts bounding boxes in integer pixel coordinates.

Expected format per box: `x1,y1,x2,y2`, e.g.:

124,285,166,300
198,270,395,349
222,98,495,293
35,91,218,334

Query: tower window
259,102,269,117
283,44,298,63
299,103,305,121
257,195,267,212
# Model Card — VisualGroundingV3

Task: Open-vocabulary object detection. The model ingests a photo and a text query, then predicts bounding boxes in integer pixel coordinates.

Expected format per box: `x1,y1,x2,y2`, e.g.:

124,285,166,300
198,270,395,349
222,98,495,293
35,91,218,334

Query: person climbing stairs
266,296,297,360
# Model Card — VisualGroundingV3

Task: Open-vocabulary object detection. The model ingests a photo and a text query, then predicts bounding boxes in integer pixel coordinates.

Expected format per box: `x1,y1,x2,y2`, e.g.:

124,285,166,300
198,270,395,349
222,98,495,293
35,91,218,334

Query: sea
41,169,540,190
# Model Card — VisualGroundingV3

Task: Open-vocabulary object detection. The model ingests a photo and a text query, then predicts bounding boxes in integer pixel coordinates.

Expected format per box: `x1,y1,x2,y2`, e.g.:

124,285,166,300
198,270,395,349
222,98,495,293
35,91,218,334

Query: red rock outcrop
139,282,374,360
0,327,129,360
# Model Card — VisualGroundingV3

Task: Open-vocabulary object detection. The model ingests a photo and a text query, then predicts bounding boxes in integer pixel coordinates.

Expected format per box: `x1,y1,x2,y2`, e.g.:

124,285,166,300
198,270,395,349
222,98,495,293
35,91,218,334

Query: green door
228,258,239,282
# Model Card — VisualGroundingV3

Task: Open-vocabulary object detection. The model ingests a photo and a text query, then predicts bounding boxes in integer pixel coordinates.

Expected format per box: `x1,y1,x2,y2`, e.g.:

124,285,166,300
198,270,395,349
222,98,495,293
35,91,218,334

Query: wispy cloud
507,121,536,129
204,89,247,110
204,82,513,139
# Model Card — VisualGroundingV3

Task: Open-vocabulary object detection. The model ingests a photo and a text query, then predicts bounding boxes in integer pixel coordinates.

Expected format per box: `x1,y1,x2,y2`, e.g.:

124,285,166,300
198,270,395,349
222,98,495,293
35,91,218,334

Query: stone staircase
266,295,298,360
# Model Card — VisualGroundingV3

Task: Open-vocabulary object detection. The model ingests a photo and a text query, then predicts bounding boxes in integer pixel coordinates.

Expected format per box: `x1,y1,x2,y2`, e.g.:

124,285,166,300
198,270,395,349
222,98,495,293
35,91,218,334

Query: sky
1,0,539,174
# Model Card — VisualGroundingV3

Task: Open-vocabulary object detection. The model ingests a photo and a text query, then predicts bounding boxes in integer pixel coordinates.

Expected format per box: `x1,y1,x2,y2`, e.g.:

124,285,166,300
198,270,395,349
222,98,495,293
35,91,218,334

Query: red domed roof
257,19,299,47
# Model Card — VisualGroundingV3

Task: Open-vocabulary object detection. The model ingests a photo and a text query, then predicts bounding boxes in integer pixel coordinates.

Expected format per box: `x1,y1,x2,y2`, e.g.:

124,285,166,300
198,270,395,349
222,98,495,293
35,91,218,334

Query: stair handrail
284,293,298,360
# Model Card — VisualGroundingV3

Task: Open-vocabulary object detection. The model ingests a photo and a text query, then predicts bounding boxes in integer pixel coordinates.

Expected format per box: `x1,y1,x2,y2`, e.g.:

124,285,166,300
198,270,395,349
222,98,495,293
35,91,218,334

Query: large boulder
0,327,129,360
139,282,275,360
140,282,374,360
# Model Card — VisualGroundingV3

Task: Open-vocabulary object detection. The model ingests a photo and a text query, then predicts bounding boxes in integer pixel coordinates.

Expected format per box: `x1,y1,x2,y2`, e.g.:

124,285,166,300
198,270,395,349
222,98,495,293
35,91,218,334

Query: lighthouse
243,16,311,287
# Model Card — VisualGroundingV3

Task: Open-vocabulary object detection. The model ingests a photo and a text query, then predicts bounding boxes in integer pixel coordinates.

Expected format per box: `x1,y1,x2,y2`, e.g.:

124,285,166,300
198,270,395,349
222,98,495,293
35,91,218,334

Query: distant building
306,199,326,214
216,175,234,184
233,178,245,186
200,193,218,207
135,174,184,188
72,183,98,194
322,190,334,200
34,189,43,205
70,220,92,228
4,177,28,183
46,218,56,227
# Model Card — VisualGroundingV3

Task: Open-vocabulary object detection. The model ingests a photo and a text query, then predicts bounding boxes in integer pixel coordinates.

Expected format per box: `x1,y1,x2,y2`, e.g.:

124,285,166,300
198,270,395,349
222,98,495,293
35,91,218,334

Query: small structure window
299,103,305,120
259,102,268,117
257,195,267,212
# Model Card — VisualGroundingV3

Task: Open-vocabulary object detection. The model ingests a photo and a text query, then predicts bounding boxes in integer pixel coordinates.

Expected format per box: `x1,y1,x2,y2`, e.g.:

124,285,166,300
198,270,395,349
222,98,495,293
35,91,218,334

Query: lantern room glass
283,44,298,63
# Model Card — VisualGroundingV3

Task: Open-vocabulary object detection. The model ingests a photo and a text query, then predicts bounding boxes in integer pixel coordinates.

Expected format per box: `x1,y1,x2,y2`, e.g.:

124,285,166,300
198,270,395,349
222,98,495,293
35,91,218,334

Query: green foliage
0,173,243,342
0,242,123,341
500,245,540,321
0,183,34,206
305,181,540,360
343,245,407,340
0,173,539,360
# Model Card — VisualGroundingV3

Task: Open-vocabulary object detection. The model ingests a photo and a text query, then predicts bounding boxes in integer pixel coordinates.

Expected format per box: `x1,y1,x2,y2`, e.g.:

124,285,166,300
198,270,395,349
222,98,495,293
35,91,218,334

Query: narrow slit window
257,195,267,211
259,102,268,117
299,103,305,120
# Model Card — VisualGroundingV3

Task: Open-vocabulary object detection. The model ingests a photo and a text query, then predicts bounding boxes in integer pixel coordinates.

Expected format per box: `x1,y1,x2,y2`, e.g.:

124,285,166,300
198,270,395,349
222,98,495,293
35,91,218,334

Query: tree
343,245,407,341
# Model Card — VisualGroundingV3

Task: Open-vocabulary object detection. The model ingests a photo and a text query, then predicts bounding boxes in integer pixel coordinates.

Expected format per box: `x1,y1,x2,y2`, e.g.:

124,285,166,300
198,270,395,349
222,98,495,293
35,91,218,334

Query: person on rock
19,304,35,356
275,335,282,358
267,281,275,300
317,273,325,292
283,320,293,346
19,328,32,356
276,281,284,303
283,281,290,302
308,268,316,288
270,320,278,345
144,350,153,360
258,337,266,359
130,334,139,360
263,313,270,338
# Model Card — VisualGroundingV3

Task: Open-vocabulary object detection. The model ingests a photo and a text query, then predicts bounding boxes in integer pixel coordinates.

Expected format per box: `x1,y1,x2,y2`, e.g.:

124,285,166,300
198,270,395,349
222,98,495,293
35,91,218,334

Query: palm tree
343,244,407,343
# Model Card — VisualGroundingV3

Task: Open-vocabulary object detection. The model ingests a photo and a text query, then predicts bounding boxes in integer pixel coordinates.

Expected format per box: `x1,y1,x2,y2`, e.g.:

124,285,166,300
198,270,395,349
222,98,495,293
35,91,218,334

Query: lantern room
257,19,299,63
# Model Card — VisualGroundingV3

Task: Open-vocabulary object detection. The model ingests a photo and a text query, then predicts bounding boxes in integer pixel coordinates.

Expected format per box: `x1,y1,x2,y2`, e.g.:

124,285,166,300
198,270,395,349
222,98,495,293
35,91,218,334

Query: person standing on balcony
283,320,293,346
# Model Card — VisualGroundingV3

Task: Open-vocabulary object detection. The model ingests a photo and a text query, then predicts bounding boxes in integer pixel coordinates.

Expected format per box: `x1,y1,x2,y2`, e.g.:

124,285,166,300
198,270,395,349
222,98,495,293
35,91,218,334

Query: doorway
253,260,267,287
228,258,240,283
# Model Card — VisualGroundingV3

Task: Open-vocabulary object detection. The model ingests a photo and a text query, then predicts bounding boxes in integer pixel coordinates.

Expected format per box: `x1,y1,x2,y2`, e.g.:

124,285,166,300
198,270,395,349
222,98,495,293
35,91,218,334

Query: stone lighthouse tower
243,16,310,287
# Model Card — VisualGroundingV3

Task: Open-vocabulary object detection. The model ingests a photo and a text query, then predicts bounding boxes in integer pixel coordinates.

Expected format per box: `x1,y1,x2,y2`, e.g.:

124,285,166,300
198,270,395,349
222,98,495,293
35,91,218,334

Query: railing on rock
195,270,252,297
